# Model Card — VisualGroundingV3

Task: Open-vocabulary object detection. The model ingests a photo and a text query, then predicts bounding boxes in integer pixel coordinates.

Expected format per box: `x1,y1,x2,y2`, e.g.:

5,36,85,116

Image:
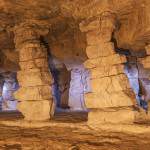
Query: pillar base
17,100,53,121
87,106,136,127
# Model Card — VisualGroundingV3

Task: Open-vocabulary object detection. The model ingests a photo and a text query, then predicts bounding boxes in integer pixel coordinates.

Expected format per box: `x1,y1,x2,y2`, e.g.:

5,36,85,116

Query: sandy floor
0,111,150,150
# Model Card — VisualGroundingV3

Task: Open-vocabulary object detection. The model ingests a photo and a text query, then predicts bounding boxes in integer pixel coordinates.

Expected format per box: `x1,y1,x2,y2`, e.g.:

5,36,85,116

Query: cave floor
0,111,150,150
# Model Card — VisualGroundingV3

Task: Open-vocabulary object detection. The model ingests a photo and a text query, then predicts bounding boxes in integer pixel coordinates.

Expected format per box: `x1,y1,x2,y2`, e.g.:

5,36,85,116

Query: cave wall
2,74,18,111
0,72,18,111
69,64,90,111
138,45,150,102
0,0,149,123
124,57,140,105
58,67,71,108
50,59,90,111
50,61,71,109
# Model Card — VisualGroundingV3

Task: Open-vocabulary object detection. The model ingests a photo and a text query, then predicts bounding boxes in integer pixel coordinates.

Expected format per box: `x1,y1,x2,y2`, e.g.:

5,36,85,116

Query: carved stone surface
14,24,53,121
80,12,137,124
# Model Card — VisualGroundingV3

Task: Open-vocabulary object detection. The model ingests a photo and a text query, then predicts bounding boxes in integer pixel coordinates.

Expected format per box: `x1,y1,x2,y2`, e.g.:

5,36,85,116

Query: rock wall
58,67,71,108
125,56,141,105
0,76,4,111
49,58,71,109
69,64,90,111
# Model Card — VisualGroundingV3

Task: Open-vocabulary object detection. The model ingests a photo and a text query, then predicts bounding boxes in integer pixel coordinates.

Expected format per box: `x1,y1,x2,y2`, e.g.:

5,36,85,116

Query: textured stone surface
14,86,52,101
1,111,150,149
84,54,126,69
85,91,134,108
86,42,115,58
14,24,54,121
88,107,135,124
1,72,18,111
17,100,53,121
0,0,150,132
90,64,125,78
19,58,49,70
69,65,90,110
0,0,149,72
17,70,52,87
80,11,137,125
58,67,71,108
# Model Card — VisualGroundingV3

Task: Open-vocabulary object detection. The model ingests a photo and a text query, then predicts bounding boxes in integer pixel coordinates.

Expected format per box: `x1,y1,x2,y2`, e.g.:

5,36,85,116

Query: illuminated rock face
0,78,3,111
80,12,137,125
2,75,17,111
69,64,91,110
58,67,71,108
137,46,150,105
14,23,54,121
125,55,150,106
0,73,18,111
0,0,150,125
124,57,140,105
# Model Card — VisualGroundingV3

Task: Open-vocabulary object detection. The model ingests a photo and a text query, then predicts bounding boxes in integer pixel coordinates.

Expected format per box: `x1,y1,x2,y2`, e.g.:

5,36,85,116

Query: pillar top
13,20,50,48
79,11,117,33
14,20,50,37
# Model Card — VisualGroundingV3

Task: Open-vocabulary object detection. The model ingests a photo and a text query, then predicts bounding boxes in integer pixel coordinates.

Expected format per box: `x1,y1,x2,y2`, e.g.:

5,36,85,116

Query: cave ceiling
0,0,150,71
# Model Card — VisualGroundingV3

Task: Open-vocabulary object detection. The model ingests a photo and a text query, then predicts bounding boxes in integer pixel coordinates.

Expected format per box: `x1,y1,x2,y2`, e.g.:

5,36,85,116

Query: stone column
140,45,150,69
124,56,140,105
0,76,4,111
58,67,71,109
69,65,90,111
139,45,150,110
14,23,54,121
80,12,137,125
2,72,17,111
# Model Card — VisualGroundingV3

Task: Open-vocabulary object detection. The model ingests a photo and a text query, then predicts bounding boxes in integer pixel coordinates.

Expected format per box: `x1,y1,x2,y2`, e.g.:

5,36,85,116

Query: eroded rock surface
0,1,150,148
14,23,54,121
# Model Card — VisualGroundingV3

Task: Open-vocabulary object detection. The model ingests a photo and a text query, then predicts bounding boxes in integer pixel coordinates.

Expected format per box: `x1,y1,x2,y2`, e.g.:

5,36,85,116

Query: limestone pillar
2,72,17,111
58,67,71,109
80,12,137,125
69,65,90,110
0,76,4,111
140,45,150,69
139,45,150,110
124,56,140,105
14,23,54,121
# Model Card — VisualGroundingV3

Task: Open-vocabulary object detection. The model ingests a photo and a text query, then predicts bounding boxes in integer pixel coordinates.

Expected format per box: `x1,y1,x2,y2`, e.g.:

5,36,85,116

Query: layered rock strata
140,45,150,69
14,23,54,121
80,11,137,125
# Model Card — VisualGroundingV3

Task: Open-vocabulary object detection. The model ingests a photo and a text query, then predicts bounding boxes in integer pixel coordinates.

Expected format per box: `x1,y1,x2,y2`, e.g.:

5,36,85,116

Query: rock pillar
58,67,71,109
14,23,53,121
2,73,18,111
69,65,90,110
80,12,137,125
139,45,150,110
140,45,150,69
0,77,4,111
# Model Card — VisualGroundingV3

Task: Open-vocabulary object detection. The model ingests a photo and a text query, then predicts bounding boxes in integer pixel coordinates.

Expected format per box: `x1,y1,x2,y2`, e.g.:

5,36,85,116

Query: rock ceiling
0,0,150,71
